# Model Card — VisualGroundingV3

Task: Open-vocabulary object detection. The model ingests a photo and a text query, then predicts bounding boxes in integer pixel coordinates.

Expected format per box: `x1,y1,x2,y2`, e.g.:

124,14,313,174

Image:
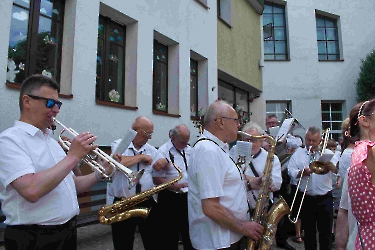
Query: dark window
316,15,340,60
190,59,198,117
263,3,288,60
153,40,168,112
321,102,343,141
96,16,126,104
7,0,65,84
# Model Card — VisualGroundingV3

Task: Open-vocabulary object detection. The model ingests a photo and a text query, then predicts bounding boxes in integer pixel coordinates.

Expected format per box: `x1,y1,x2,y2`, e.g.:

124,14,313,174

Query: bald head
132,116,153,130
132,116,154,149
204,100,233,128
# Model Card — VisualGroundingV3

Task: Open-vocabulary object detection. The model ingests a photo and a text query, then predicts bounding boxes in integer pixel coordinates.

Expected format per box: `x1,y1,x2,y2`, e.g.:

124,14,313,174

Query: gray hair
242,121,264,135
307,126,321,135
204,100,232,127
169,124,190,138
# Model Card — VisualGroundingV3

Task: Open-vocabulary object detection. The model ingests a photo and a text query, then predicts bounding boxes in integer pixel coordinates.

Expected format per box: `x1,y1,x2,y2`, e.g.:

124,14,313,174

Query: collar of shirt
14,120,52,138
167,139,190,153
128,141,147,154
202,130,228,153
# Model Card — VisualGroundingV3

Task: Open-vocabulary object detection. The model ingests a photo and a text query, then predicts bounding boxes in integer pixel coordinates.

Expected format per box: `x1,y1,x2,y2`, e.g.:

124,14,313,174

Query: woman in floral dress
347,99,375,250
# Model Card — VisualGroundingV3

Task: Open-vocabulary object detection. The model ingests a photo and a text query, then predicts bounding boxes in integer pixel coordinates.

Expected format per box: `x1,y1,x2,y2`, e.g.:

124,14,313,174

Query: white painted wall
262,0,375,129
0,0,218,147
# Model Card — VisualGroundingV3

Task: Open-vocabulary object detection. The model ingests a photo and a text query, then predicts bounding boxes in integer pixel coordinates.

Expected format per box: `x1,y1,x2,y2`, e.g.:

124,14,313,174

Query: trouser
4,216,77,250
300,191,333,250
153,190,194,250
218,240,241,250
274,175,292,246
111,197,156,250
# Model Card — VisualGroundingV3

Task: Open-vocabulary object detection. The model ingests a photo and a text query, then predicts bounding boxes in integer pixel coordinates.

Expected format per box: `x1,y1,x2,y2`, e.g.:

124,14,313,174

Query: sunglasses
27,95,62,109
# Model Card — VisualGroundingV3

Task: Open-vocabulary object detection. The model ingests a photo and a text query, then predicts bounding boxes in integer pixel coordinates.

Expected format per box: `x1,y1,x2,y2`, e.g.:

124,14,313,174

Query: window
321,102,343,141
218,80,251,125
316,14,340,60
190,59,198,117
217,0,231,24
266,101,290,123
263,3,288,60
7,0,65,84
153,40,168,112
96,16,126,104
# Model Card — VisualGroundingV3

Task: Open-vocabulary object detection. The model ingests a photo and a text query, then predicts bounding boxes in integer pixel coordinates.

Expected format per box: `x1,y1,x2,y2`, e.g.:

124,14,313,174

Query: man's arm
271,156,282,191
335,208,349,250
10,132,97,203
73,173,99,194
202,198,263,241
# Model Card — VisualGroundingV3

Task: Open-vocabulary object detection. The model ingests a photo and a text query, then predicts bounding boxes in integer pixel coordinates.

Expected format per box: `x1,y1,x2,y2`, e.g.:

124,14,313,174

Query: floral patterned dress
348,140,375,250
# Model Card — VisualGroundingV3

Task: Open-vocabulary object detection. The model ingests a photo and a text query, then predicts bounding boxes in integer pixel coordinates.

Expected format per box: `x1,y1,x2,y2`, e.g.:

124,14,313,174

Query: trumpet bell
309,161,330,175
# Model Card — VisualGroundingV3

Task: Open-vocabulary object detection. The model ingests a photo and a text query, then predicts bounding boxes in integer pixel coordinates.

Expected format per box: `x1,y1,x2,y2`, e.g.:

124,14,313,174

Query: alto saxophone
238,132,291,250
98,152,182,225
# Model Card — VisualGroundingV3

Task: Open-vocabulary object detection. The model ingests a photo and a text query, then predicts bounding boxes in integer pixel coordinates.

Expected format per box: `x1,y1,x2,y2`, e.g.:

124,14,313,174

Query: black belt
306,191,332,199
8,216,77,231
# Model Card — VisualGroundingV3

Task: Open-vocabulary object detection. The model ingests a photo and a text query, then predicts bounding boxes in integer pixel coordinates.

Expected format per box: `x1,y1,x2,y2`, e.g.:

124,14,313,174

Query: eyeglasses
216,116,240,124
27,95,62,109
139,128,153,138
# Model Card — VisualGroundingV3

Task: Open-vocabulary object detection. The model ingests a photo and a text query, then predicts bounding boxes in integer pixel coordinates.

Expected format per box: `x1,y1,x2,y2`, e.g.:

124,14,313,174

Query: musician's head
170,124,190,150
242,122,264,155
305,126,321,150
349,99,375,142
19,74,61,132
204,100,240,143
132,116,154,149
265,114,279,130
327,139,337,153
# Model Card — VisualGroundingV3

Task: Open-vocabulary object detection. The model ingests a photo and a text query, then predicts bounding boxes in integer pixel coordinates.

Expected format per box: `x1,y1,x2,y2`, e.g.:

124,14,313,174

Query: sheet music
318,149,334,163
269,126,280,139
111,129,137,157
276,118,294,142
236,141,252,164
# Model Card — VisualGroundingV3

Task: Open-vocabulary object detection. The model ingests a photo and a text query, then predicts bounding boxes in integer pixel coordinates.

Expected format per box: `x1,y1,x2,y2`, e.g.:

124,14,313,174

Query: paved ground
0,223,307,250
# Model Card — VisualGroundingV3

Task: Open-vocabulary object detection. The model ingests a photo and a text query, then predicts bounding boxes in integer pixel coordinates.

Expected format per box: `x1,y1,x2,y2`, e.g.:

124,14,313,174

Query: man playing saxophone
188,100,263,250
0,75,107,250
108,116,158,250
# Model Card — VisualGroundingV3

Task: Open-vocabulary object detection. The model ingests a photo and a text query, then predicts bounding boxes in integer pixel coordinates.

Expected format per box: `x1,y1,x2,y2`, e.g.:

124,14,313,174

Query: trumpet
52,118,144,189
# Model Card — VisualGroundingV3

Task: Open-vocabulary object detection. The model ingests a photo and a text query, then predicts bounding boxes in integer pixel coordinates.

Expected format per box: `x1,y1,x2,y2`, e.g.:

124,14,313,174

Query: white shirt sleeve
272,155,282,190
288,148,302,179
286,135,302,149
339,172,349,210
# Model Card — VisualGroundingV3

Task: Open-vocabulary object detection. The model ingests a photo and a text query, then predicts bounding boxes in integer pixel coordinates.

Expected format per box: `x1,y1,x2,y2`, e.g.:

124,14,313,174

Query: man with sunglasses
188,100,263,250
0,75,107,250
108,116,158,250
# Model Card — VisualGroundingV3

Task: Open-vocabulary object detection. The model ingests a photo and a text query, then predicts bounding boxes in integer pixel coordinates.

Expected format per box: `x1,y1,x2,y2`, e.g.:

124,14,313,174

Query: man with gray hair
151,124,193,250
188,100,263,250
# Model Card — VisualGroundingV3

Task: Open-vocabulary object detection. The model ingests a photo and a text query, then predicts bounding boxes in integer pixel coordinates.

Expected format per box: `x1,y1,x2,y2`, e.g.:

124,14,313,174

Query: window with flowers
7,0,65,85
96,15,125,104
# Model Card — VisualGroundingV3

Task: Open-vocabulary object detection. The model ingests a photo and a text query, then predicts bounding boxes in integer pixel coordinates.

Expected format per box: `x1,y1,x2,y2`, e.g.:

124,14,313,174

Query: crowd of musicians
0,74,373,250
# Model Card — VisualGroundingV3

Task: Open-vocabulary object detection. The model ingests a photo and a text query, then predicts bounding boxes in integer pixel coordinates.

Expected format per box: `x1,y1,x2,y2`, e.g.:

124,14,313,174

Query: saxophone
238,132,291,250
98,152,182,225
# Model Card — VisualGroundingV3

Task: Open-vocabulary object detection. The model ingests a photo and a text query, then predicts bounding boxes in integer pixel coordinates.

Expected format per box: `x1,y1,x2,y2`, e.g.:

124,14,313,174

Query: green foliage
356,49,375,102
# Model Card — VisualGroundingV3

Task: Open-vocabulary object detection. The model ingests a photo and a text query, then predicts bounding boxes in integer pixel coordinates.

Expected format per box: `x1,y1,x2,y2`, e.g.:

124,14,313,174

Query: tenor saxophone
98,152,182,225
238,132,291,250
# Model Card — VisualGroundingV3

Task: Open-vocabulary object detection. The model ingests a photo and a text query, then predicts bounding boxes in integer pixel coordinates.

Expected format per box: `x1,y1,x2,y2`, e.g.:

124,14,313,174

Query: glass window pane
328,54,339,60
274,14,285,26
318,41,327,54
109,22,124,46
96,38,103,100
40,0,53,18
327,41,338,54
190,59,198,116
263,23,273,40
316,28,326,40
331,103,342,112
264,54,274,60
319,54,327,60
236,88,248,113
14,0,30,8
263,4,272,14
107,45,124,103
275,41,286,54
325,19,336,28
156,44,167,63
218,80,234,106
316,17,325,27
274,27,285,40
332,122,342,130
98,17,104,38
321,113,330,121
273,5,284,13
154,62,167,111
321,103,330,111
264,41,274,54
275,54,287,60
263,14,273,26
326,28,337,40
266,103,276,112
322,122,331,130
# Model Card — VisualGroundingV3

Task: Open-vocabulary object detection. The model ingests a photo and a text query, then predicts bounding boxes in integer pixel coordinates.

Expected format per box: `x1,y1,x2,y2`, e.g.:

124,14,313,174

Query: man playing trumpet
0,75,107,250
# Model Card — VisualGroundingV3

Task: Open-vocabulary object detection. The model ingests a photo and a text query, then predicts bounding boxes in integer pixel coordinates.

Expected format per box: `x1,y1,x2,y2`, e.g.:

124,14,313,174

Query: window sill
153,110,181,118
264,59,291,62
190,116,203,121
194,0,210,9
318,59,344,62
218,16,233,29
6,82,73,98
96,100,138,110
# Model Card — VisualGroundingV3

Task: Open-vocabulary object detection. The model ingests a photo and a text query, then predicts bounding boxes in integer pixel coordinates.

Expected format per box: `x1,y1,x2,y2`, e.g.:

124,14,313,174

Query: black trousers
4,216,77,250
300,191,333,250
111,197,156,250
153,190,194,250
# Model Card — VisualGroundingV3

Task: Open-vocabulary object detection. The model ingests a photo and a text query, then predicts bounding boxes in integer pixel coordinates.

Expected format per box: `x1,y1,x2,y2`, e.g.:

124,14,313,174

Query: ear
360,116,371,129
21,95,32,110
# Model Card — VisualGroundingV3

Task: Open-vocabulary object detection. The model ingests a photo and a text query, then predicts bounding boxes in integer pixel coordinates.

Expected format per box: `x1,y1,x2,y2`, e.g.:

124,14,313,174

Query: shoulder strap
249,162,260,177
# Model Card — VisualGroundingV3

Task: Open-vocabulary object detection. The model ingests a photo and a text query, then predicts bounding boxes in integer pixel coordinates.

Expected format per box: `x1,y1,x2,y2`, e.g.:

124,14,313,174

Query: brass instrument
98,151,182,225
52,118,144,188
288,128,331,223
238,131,290,250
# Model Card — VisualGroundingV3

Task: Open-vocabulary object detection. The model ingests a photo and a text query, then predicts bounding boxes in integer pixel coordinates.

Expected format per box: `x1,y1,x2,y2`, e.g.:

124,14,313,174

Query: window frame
321,102,343,141
153,39,169,113
266,101,291,123
315,13,341,61
7,0,65,85
95,15,126,105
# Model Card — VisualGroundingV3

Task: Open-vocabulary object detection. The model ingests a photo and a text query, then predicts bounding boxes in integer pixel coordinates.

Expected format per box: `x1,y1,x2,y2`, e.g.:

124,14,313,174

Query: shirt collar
202,129,228,152
14,120,52,138
128,141,147,153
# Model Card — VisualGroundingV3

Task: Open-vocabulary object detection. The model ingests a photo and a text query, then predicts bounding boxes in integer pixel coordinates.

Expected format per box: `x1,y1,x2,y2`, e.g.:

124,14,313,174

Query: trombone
53,118,144,189
288,128,331,223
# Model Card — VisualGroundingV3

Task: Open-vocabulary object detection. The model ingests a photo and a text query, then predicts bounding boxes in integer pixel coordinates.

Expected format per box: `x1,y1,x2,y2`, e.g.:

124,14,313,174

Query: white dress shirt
152,140,189,190
108,141,157,198
339,172,357,250
338,148,353,180
288,147,333,196
0,121,79,225
188,130,249,250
